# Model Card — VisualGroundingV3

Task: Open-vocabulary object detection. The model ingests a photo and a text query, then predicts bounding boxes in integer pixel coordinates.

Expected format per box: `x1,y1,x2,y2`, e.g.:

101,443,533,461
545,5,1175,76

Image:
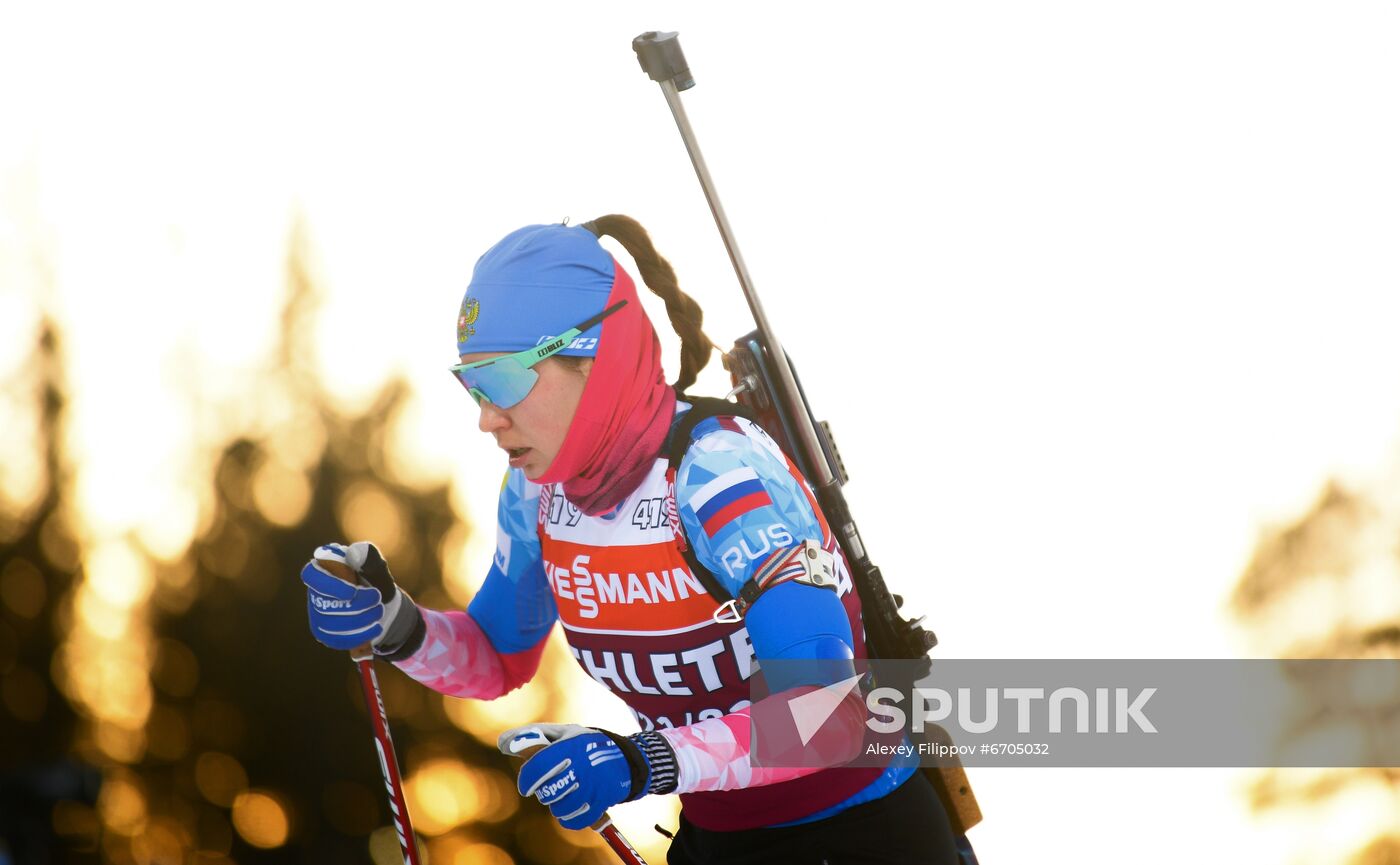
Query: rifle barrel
654,77,835,489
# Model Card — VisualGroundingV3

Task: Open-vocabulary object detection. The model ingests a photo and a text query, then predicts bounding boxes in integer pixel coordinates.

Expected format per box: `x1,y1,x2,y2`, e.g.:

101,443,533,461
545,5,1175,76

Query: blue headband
456,223,615,357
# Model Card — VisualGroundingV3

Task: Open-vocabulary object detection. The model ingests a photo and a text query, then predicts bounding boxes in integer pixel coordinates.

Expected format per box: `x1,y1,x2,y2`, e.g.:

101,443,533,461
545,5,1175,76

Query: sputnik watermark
866,686,1158,735
745,659,1400,768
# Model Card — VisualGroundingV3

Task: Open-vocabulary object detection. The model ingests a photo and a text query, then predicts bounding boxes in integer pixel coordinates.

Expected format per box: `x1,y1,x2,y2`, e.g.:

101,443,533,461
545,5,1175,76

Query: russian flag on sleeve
692,467,774,538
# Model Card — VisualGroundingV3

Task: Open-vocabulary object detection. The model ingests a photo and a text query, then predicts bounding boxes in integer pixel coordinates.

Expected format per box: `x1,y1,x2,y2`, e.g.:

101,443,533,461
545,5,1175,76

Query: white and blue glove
300,542,424,659
498,724,678,831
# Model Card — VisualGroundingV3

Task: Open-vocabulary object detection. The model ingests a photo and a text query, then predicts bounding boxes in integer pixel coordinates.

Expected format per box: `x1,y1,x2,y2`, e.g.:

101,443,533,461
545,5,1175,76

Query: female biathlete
300,216,958,864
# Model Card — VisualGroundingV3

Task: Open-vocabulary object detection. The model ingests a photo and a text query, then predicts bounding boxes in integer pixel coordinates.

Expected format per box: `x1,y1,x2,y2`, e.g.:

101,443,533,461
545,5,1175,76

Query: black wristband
376,603,426,662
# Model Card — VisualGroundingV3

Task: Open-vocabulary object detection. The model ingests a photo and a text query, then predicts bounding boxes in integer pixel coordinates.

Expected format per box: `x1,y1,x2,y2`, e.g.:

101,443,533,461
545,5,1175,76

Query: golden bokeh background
1,232,666,863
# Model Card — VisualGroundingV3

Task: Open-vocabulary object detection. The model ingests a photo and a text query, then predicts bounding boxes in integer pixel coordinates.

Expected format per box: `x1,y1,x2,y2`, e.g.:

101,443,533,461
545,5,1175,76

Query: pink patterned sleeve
656,687,866,793
392,609,547,700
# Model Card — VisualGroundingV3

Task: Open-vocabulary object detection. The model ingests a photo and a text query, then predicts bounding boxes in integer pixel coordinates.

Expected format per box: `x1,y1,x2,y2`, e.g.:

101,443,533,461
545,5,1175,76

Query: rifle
631,31,983,857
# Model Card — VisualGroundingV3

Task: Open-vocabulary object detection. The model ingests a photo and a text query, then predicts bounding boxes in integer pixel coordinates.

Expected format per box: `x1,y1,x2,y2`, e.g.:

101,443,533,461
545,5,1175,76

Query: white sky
3,2,1398,862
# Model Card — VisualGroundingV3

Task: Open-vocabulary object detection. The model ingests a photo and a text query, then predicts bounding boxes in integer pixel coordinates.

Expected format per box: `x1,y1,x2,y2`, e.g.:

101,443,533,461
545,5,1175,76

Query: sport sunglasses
448,300,627,408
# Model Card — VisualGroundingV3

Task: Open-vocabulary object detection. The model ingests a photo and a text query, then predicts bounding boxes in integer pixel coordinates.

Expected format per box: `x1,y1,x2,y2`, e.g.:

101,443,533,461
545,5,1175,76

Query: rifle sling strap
663,396,768,611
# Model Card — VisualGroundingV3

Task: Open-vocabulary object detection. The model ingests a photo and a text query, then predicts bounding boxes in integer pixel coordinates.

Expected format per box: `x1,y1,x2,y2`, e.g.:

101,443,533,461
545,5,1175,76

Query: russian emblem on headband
457,298,480,344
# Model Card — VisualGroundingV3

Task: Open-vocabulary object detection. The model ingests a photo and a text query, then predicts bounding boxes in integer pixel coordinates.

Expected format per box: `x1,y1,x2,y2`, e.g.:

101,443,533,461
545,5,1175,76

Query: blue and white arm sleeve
675,418,854,668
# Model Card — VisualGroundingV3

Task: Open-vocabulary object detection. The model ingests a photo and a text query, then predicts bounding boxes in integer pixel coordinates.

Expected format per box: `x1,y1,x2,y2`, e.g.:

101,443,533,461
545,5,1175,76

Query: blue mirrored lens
452,358,538,409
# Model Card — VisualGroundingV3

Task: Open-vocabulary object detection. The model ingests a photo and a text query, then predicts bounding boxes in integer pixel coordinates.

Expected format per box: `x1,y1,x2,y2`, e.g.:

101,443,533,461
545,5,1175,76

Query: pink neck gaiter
536,262,676,515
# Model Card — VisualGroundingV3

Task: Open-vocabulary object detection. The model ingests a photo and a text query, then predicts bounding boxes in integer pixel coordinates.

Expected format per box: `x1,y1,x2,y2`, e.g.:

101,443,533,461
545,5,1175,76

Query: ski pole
319,560,424,865
504,727,650,865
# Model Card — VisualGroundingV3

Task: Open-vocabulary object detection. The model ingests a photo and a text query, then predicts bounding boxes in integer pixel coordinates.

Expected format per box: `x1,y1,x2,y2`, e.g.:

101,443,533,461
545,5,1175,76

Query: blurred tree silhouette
1,224,618,864
1232,479,1400,864
0,322,100,863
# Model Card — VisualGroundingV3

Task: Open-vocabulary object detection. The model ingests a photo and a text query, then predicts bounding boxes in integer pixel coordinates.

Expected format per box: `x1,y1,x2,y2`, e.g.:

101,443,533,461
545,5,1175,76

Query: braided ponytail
582,215,715,394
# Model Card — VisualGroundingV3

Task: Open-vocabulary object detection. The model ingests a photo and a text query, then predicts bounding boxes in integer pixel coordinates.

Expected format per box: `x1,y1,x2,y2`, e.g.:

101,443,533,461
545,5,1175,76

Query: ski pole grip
503,727,550,760
632,31,694,90
504,728,615,833
318,558,374,661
